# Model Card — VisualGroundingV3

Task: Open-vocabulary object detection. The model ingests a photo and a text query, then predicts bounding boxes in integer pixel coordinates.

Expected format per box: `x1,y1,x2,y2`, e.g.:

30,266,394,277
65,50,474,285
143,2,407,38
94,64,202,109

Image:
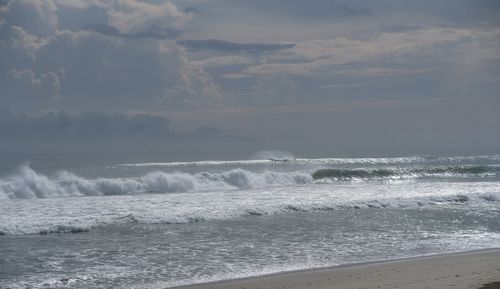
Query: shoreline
168,249,500,289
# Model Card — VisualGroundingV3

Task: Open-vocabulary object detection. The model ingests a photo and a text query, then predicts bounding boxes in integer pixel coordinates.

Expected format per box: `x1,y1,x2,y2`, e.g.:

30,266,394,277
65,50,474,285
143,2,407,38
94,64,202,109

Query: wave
252,150,295,160
0,221,93,236
0,165,312,200
312,166,498,180
1,164,497,200
116,159,271,167
116,155,500,167
2,191,499,235
312,155,500,165
313,169,393,179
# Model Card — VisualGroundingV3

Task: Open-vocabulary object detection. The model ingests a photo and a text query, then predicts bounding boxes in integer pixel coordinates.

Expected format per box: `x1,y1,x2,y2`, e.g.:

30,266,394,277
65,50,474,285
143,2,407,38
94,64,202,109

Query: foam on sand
167,250,500,289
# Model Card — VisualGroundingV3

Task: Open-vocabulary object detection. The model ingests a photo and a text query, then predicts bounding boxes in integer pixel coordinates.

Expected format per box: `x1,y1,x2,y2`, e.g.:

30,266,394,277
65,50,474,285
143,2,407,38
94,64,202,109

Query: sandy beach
171,250,500,289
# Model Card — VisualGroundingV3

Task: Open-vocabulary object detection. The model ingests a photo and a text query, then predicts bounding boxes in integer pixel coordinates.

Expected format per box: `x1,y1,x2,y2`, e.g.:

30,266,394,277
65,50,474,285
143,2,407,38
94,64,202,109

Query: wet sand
170,249,500,289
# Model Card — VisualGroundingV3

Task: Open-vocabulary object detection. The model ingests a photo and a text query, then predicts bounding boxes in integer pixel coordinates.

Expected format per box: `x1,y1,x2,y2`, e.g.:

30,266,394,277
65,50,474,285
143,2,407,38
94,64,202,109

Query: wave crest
312,166,497,180
0,166,312,200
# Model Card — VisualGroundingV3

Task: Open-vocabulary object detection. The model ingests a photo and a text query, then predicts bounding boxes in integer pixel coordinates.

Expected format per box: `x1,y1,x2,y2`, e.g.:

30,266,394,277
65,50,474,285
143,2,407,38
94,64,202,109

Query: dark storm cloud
178,39,295,53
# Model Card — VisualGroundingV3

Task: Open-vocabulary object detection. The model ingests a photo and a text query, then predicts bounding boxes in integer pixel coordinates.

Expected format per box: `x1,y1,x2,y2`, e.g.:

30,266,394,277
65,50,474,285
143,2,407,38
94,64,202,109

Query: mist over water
252,150,296,160
1,154,500,288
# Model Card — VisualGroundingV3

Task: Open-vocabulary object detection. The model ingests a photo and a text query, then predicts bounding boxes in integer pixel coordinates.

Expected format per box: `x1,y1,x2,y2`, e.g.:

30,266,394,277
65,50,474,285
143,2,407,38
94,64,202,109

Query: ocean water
1,154,500,288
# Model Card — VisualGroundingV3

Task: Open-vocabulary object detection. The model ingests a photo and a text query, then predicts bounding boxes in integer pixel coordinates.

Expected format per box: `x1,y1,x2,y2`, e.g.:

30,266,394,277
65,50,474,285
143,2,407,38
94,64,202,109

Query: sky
0,0,499,158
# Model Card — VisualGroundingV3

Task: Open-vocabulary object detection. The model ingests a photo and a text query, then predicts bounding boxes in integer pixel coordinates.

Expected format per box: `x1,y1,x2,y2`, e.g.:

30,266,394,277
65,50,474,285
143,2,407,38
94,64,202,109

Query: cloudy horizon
1,0,499,158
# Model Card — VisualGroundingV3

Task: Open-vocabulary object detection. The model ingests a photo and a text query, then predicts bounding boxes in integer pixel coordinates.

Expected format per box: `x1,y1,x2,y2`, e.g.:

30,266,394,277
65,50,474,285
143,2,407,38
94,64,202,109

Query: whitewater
1,154,500,288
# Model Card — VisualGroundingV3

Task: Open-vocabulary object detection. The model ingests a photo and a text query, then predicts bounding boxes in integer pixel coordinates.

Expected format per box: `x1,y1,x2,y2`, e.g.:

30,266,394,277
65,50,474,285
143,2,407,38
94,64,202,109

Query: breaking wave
115,155,500,168
252,150,295,161
1,164,498,200
1,191,499,235
312,166,498,180
0,165,312,200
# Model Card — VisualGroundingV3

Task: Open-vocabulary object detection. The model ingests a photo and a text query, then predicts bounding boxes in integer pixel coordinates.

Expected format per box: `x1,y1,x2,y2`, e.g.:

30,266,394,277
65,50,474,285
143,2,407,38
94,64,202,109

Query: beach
3,0,500,287
172,250,500,289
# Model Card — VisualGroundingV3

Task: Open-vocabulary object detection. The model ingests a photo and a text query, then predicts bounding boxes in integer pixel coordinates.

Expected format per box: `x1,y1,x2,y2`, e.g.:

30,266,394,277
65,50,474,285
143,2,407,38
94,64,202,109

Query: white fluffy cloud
4,26,48,59
164,53,222,109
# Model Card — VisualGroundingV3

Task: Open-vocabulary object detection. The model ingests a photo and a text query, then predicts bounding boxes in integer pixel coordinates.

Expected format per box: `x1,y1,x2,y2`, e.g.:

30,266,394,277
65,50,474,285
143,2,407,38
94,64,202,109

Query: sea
1,152,500,288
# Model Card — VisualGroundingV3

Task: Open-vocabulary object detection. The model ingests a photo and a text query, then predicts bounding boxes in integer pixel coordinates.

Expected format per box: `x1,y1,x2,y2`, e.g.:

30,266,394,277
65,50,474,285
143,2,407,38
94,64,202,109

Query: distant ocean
1,153,500,288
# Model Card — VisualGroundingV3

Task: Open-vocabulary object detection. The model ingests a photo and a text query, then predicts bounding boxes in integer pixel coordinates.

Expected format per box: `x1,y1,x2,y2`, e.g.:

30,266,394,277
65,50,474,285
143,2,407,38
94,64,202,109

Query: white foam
115,155,500,167
1,179,499,235
0,165,313,199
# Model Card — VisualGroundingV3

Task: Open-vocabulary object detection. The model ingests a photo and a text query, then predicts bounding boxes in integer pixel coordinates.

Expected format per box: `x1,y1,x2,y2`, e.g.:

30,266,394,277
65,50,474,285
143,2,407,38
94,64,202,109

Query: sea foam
1,188,499,235
311,166,497,180
0,165,312,199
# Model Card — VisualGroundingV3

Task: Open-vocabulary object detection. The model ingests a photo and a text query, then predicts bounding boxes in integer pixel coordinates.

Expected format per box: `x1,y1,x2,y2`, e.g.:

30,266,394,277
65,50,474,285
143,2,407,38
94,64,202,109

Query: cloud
0,109,234,155
178,39,295,53
320,82,373,89
167,95,500,156
0,0,498,157
334,4,373,17
6,68,65,107
0,110,171,139
51,0,105,10
40,69,65,99
1,0,500,139
190,55,255,68
223,0,373,19
2,25,48,60
222,0,499,24
83,23,181,39
383,24,423,33
106,0,190,34
0,1,219,113
182,6,201,15
2,0,58,36
250,74,297,106
243,28,486,76
163,58,222,109
194,125,221,135
9,69,41,85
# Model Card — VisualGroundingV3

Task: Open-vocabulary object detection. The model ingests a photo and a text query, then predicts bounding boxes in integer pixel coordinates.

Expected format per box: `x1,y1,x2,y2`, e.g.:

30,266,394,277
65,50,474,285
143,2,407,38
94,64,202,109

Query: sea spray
0,165,312,199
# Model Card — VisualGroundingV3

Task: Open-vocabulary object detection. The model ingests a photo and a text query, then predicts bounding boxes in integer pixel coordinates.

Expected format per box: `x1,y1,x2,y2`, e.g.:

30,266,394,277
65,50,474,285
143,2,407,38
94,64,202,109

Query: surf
0,165,312,200
311,166,498,180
